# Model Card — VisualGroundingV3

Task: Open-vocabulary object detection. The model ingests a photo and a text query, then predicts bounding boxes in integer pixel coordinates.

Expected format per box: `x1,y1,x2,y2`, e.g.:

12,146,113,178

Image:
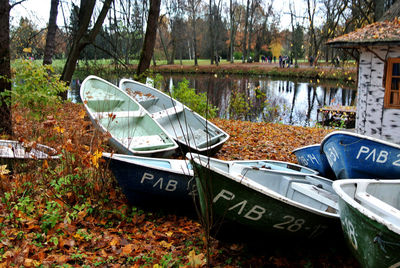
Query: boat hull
321,131,400,179
192,161,340,241
292,144,336,179
333,180,400,268
103,154,196,210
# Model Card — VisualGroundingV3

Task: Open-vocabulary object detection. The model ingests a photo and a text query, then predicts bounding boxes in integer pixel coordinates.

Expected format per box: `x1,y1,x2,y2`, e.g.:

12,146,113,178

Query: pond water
69,73,356,127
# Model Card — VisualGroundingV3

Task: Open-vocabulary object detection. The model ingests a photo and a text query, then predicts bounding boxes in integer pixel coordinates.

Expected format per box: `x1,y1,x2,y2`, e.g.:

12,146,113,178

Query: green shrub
11,59,69,120
171,79,217,118
228,91,251,120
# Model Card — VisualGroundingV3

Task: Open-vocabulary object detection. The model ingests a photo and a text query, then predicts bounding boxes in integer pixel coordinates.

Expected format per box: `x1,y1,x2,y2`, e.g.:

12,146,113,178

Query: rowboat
119,79,229,155
102,152,195,210
0,140,58,160
332,179,400,268
189,153,340,241
102,153,316,210
321,131,400,179
80,76,178,157
292,144,336,179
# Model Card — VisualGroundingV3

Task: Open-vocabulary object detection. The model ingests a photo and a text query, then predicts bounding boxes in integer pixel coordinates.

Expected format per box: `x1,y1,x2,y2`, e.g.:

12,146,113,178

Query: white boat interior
120,79,229,151
81,76,177,154
190,154,339,215
334,180,400,230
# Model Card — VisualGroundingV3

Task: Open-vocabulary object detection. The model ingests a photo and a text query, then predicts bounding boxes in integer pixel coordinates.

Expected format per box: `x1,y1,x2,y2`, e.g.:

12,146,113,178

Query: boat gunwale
332,179,400,235
80,76,178,156
226,159,319,176
190,154,339,219
291,143,322,154
321,131,400,151
102,152,193,176
119,78,230,153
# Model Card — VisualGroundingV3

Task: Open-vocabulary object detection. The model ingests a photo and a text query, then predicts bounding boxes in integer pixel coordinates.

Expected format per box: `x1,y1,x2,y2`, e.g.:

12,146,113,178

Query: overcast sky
10,0,301,30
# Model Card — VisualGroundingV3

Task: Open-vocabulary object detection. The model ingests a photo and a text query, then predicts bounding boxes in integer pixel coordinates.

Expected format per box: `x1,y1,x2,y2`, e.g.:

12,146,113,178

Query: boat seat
120,135,170,151
195,132,226,148
290,181,339,210
92,110,145,119
355,189,400,224
151,105,184,120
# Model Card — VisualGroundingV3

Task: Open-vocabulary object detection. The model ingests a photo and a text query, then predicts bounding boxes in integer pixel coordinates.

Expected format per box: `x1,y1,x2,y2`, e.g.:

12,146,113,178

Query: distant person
335,56,340,67
279,55,282,68
309,56,314,66
273,56,276,63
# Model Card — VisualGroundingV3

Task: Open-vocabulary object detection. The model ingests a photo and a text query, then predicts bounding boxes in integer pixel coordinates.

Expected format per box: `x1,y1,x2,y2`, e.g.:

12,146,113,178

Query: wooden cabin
328,20,400,145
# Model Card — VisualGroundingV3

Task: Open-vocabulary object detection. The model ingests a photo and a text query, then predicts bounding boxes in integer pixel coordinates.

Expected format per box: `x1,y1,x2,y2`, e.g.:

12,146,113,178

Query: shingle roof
327,19,400,48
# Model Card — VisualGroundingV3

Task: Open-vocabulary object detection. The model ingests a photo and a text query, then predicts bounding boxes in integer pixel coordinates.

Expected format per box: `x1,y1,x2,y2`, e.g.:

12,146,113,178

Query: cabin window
385,58,400,108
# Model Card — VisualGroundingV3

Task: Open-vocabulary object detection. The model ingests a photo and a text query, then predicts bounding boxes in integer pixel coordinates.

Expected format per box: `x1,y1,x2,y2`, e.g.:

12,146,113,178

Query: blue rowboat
321,131,400,179
333,179,400,268
102,152,195,210
292,144,336,179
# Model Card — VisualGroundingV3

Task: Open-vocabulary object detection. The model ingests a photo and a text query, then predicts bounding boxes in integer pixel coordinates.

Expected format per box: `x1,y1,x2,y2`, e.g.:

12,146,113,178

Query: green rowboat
80,76,178,157
189,153,340,241
333,179,400,268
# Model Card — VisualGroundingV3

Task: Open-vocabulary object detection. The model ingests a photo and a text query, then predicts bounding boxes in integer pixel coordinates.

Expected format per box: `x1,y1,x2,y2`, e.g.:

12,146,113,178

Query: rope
374,233,400,253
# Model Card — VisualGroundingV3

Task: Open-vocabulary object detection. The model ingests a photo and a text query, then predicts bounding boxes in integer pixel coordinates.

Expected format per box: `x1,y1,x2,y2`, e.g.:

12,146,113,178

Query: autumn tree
253,1,274,62
185,0,202,66
158,0,186,64
208,0,226,65
10,17,43,59
61,0,113,85
43,0,59,65
242,0,250,63
136,0,161,77
228,0,241,62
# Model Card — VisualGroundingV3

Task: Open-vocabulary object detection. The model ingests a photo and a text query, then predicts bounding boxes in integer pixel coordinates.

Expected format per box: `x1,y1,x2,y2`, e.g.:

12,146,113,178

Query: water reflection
166,74,356,127
69,74,356,127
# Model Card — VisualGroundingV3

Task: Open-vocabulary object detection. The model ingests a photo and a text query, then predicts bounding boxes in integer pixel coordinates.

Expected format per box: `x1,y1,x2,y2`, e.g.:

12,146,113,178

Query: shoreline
74,62,358,87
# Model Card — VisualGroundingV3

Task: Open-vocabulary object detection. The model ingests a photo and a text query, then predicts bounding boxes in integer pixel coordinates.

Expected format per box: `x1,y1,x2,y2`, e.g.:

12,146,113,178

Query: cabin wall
356,46,400,144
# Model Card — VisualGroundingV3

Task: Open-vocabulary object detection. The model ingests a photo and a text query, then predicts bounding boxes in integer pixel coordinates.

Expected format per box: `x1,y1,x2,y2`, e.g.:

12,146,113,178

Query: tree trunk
0,0,12,136
209,0,215,65
136,0,161,78
374,0,385,21
193,19,198,66
43,0,60,65
379,0,400,21
229,0,236,63
242,0,250,63
247,0,255,60
61,0,112,86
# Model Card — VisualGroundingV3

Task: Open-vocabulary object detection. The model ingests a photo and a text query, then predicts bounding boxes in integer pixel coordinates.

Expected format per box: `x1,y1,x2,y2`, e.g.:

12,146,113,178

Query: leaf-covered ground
0,103,359,267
